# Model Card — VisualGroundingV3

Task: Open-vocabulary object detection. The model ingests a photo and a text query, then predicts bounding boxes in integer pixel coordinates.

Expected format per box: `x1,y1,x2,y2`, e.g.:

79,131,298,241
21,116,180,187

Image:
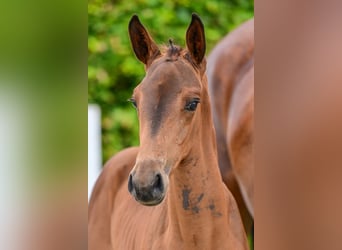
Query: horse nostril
128,174,134,193
153,173,164,192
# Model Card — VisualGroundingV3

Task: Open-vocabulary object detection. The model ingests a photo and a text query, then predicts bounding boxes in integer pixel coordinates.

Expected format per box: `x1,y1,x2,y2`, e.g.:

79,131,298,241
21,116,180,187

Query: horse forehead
141,60,200,94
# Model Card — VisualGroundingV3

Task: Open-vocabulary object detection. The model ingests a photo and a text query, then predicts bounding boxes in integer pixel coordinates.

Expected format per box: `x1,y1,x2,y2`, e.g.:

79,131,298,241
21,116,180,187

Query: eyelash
128,98,137,109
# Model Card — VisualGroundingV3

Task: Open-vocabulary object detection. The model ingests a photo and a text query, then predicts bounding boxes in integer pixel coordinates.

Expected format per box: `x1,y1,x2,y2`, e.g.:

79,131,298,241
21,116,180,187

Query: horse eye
185,99,200,111
128,98,137,109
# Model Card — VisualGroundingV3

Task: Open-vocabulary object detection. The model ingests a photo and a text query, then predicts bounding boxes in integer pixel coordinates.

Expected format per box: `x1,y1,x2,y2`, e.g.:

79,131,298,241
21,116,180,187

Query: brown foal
88,14,248,250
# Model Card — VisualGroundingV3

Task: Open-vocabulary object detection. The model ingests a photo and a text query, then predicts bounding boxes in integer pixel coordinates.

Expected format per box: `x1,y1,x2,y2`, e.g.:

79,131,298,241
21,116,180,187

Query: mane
161,39,185,61
160,39,205,74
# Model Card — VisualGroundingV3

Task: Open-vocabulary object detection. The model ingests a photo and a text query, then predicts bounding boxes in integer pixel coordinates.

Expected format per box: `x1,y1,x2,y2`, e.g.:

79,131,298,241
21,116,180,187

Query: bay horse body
207,19,254,223
88,14,248,250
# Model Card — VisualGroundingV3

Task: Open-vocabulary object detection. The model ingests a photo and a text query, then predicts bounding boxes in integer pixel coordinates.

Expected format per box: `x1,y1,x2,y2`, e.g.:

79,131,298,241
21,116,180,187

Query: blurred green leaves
88,0,254,162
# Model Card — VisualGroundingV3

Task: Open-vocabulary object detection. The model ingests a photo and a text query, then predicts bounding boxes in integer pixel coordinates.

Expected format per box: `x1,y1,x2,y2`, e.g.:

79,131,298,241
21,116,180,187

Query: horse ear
186,13,206,65
128,15,160,66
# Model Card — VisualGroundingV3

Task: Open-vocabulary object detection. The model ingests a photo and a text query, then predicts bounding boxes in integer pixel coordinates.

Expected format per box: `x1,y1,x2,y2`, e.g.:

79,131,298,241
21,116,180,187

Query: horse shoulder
88,146,139,250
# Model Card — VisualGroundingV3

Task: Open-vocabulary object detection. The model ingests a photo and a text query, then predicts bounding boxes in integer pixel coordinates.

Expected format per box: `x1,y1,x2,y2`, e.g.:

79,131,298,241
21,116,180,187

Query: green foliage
88,0,254,163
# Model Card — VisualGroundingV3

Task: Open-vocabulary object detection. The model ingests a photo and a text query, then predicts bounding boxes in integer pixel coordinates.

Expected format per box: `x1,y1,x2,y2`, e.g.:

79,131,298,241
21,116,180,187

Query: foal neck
166,88,229,245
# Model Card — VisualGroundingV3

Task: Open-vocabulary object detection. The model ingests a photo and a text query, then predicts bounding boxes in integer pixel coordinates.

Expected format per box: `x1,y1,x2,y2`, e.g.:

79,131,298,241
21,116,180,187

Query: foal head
127,14,207,206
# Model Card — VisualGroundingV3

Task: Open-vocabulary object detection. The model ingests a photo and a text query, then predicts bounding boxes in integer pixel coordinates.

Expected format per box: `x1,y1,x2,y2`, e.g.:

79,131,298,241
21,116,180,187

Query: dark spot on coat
192,206,200,213
208,201,222,217
209,203,215,210
197,193,204,203
182,188,191,210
